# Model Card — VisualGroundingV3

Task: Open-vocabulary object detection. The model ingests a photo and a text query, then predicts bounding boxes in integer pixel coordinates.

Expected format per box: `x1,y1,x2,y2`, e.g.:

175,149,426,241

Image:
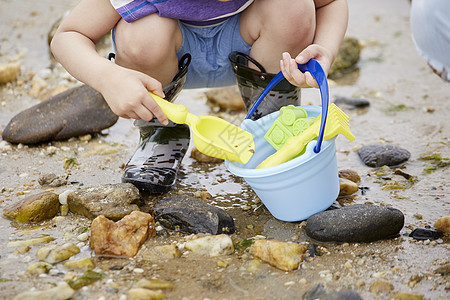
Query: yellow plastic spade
257,103,355,169
150,92,255,163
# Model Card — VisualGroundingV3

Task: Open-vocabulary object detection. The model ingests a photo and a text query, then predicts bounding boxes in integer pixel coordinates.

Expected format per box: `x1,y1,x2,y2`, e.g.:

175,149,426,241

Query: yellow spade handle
150,92,189,124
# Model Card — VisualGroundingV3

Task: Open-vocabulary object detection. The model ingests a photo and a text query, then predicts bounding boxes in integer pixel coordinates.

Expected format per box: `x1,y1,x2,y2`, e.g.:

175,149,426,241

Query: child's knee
265,0,315,41
114,16,180,67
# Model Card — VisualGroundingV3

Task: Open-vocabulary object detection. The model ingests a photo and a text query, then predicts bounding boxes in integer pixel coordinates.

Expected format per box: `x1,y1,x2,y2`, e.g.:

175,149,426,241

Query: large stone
358,143,411,167
328,37,361,79
2,191,60,223
2,84,118,144
305,204,404,243
89,211,155,257
67,183,141,221
249,239,307,271
153,195,235,234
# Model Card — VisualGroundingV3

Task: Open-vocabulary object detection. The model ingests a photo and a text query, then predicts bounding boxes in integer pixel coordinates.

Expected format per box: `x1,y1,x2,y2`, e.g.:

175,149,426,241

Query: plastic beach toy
150,92,255,164
264,105,315,151
258,103,355,169
225,106,339,222
246,58,330,153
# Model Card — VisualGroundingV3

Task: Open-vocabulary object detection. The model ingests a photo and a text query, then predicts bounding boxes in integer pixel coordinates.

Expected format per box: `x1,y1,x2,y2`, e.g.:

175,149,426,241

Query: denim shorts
177,13,251,89
112,13,251,89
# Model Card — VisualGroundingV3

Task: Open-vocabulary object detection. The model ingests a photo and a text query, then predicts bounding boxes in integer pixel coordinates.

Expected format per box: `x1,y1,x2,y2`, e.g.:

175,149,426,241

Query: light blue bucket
225,106,339,222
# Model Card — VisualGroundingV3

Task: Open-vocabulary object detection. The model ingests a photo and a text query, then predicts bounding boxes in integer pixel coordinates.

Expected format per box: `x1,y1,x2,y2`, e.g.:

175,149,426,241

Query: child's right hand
99,66,169,125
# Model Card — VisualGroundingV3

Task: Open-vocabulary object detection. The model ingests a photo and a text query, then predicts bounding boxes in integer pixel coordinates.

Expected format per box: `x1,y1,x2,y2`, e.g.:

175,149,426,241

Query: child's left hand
280,44,333,88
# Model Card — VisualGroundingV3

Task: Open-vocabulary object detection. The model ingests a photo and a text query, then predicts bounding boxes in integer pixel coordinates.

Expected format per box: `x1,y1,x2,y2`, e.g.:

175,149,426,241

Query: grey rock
303,284,363,300
358,143,411,167
153,195,235,234
2,84,118,144
334,96,370,109
67,183,141,221
305,204,404,243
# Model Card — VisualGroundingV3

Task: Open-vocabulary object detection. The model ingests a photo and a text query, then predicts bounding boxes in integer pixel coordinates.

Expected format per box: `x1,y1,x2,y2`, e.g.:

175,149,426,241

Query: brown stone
369,279,394,294
90,211,155,257
249,239,307,271
434,216,450,233
339,177,359,196
338,169,361,183
2,191,60,223
205,86,245,112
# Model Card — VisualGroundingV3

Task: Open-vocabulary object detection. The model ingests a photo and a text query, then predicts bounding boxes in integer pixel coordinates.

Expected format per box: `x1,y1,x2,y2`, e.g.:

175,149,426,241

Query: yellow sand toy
257,103,355,169
150,92,255,164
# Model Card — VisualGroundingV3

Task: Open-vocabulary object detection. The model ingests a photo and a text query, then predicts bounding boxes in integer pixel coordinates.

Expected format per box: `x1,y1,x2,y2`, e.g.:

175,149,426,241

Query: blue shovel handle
245,58,329,153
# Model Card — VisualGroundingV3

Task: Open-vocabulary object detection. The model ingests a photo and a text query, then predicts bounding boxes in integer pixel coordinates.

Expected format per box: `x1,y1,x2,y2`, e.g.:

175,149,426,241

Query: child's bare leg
240,0,315,73
113,14,182,87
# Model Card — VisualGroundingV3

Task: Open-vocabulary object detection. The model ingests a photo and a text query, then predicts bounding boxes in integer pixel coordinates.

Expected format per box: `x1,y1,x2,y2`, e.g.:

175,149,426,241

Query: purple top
111,0,253,26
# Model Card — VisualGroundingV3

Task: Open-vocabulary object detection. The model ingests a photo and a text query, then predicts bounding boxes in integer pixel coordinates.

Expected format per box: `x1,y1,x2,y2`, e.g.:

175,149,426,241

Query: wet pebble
90,211,155,257
434,215,450,233
305,204,404,242
249,239,307,271
338,169,361,183
357,143,411,167
141,244,182,261
135,278,174,290
67,183,140,221
36,242,80,263
153,195,235,234
63,258,95,270
303,283,363,300
369,279,394,294
389,292,424,299
38,173,67,187
128,288,164,300
13,282,75,300
409,228,442,240
3,191,60,223
184,234,234,257
0,62,21,85
334,96,370,109
26,261,53,274
338,177,359,196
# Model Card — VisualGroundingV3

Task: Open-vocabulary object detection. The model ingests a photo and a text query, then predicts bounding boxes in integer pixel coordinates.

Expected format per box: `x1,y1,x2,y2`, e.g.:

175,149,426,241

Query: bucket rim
225,137,336,178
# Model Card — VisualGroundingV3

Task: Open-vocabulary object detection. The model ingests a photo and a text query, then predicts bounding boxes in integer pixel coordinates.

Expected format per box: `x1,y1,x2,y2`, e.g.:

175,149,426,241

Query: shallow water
0,0,449,299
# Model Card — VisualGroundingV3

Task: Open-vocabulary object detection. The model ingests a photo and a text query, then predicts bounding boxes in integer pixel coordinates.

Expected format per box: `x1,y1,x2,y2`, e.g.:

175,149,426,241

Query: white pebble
133,268,144,273
59,190,74,205
0,141,12,152
77,232,89,241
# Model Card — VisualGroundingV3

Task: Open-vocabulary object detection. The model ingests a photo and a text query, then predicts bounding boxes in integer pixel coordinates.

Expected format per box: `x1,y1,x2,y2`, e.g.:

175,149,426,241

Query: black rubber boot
121,54,191,194
229,52,301,120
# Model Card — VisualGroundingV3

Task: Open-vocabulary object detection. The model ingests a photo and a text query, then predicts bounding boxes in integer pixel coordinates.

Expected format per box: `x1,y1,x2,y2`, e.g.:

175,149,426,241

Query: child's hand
280,44,333,88
100,66,169,125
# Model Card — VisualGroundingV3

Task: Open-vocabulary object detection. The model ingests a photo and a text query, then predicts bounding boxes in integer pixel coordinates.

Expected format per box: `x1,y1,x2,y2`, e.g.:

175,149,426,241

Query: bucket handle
245,59,329,153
